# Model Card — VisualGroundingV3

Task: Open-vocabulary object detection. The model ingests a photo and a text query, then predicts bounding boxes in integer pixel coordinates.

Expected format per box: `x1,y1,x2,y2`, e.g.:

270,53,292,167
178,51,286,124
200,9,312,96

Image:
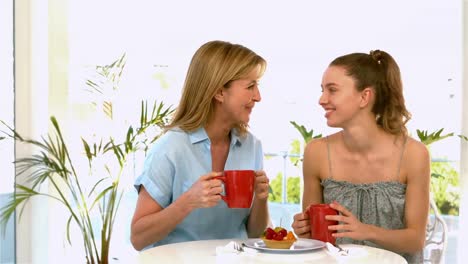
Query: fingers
255,174,269,189
199,194,222,208
329,201,352,216
332,231,352,238
254,170,269,200
291,213,310,235
207,178,222,189
255,170,269,184
325,214,344,222
188,172,225,209
208,186,223,195
295,227,311,238
293,212,308,221
199,172,223,190
255,170,266,177
291,212,311,238
327,202,356,225
328,223,351,231
198,184,222,208
202,171,223,181
325,203,366,240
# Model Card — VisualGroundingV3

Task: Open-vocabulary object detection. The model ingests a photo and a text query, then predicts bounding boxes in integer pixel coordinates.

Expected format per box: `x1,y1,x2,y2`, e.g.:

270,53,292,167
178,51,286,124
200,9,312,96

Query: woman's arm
130,172,223,250
368,139,430,253
292,139,326,237
247,170,270,237
302,140,327,211
130,187,191,250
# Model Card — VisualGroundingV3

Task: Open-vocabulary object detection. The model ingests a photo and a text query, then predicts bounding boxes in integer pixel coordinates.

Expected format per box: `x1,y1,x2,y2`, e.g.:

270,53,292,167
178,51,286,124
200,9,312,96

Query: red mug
307,203,339,244
214,170,255,208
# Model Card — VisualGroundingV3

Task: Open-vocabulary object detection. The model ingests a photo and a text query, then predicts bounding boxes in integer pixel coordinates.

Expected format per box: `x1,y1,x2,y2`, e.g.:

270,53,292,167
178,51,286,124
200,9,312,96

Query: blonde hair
166,40,266,135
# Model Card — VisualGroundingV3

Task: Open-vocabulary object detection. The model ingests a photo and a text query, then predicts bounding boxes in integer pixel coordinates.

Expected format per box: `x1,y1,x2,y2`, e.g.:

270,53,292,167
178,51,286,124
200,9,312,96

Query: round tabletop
136,239,408,264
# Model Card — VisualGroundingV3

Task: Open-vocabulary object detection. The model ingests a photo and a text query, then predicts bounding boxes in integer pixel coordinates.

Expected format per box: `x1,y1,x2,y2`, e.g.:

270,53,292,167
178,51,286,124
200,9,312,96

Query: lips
324,108,334,118
245,104,255,112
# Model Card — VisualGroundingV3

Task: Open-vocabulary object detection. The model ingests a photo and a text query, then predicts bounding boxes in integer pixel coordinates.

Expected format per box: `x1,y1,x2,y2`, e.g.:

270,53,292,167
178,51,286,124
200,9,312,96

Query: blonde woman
131,41,270,250
292,50,430,263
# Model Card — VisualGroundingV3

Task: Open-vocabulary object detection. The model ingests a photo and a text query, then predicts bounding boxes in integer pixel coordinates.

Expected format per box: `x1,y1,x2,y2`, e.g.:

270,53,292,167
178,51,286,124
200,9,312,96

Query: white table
135,239,408,264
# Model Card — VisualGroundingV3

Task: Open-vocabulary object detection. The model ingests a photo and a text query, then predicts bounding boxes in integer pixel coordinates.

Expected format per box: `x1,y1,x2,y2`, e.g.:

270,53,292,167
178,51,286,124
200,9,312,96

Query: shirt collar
189,127,242,147
189,127,209,144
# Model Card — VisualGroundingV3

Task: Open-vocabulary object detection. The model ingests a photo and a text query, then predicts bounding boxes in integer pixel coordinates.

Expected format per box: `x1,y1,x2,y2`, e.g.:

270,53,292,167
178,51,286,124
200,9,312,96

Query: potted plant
0,100,172,264
0,54,174,264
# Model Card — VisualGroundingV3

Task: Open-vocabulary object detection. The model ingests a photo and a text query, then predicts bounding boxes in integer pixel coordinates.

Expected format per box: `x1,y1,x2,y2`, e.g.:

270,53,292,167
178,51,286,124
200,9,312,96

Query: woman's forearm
365,224,426,254
131,193,194,250
246,197,269,238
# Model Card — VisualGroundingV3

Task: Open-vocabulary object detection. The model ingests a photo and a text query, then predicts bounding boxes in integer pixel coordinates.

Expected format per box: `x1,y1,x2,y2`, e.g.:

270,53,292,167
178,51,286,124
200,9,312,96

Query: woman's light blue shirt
134,127,264,249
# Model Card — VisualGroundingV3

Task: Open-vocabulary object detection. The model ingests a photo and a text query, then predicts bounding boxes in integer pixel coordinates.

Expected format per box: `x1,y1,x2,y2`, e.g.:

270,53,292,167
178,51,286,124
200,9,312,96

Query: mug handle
213,176,227,204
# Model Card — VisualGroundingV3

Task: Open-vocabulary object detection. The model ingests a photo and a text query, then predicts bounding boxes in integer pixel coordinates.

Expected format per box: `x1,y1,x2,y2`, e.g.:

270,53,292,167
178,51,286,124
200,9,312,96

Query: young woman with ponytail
292,50,430,263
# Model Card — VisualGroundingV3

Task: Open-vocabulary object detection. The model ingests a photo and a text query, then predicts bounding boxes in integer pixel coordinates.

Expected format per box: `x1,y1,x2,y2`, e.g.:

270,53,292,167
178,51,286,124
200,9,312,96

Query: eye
329,87,338,93
247,83,257,90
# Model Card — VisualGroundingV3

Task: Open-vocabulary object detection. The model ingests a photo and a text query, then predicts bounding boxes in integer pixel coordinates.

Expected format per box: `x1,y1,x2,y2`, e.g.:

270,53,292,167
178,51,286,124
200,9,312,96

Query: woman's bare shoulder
305,136,326,154
405,137,429,156
404,136,430,171
304,132,340,158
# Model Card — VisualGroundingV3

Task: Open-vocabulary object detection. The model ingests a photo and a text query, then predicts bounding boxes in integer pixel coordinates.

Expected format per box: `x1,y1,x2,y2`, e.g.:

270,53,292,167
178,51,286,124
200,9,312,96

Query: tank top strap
395,136,408,181
326,136,333,179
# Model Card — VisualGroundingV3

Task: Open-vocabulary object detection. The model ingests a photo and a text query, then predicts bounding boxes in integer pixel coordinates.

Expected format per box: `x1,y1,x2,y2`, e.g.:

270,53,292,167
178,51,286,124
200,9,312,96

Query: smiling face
319,66,365,128
215,66,262,126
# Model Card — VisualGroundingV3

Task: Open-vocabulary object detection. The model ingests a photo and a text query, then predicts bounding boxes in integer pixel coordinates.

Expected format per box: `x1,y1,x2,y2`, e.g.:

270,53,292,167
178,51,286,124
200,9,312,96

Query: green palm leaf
416,128,454,146
290,121,322,143
90,186,114,211
66,214,74,245
0,187,37,233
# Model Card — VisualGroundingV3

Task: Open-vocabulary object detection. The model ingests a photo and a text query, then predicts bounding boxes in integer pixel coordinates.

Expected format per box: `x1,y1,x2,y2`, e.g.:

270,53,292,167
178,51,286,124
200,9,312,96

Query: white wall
67,0,462,159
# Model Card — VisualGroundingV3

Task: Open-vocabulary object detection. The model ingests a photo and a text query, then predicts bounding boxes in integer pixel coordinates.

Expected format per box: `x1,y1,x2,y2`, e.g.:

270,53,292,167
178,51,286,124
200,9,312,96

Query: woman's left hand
326,201,371,241
254,170,269,201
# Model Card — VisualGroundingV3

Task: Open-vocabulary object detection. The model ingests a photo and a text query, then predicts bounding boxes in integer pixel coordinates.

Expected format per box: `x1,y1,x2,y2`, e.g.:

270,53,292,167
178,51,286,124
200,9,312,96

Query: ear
359,87,373,108
214,88,224,103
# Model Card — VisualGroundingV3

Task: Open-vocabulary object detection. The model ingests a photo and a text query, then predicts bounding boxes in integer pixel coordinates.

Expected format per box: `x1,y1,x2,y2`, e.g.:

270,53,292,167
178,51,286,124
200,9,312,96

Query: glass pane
0,0,15,263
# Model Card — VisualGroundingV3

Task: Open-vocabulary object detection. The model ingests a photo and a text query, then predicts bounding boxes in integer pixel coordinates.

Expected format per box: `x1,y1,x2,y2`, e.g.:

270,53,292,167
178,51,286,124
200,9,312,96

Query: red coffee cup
307,203,339,244
214,170,255,208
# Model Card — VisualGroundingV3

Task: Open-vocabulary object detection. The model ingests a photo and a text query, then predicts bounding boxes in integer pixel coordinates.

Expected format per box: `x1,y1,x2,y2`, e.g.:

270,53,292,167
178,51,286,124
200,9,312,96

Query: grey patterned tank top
321,136,422,263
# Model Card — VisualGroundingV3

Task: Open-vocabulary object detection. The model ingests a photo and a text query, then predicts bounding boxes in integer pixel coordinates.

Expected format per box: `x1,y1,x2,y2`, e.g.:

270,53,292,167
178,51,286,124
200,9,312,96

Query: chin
326,120,340,128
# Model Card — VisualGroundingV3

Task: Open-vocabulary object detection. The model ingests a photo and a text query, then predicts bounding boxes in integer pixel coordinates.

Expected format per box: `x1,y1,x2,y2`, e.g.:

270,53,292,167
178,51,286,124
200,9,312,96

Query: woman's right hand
185,172,224,209
291,212,311,238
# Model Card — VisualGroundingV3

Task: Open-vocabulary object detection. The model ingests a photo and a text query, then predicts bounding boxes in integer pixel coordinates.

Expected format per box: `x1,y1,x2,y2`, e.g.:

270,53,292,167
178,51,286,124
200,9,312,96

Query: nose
252,86,261,102
318,92,327,106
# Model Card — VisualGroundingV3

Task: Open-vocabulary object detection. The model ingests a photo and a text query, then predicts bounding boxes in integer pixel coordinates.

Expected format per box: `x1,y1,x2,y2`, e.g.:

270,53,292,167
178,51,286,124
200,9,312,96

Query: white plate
243,238,325,253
